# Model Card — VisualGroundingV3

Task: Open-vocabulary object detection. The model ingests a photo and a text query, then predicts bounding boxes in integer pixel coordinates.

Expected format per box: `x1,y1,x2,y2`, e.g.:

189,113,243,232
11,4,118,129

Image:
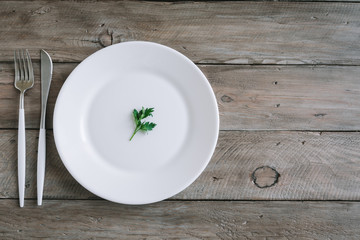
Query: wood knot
314,113,327,117
221,95,233,103
31,6,51,15
251,166,280,188
99,34,112,47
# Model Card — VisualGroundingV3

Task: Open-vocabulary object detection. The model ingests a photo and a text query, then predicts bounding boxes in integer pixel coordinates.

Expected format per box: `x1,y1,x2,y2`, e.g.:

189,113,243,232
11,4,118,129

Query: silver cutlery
14,49,34,207
37,50,53,206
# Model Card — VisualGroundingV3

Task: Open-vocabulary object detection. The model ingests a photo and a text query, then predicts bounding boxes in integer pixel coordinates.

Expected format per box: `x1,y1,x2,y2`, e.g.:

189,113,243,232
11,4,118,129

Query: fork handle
37,128,46,206
18,108,25,208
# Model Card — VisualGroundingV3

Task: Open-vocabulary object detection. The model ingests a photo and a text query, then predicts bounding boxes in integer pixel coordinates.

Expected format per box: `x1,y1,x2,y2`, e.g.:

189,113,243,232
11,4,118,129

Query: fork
14,49,34,207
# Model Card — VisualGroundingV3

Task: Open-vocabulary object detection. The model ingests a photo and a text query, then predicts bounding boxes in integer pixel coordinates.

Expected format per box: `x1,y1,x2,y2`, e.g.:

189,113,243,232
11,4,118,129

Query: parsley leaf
130,107,156,141
140,122,156,131
133,109,140,125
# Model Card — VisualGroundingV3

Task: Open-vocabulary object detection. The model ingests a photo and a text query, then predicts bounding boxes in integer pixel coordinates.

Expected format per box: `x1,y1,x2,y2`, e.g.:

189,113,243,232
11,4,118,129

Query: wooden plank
0,1,359,64
1,63,360,130
207,65,360,130
179,131,360,200
0,200,359,239
1,130,359,200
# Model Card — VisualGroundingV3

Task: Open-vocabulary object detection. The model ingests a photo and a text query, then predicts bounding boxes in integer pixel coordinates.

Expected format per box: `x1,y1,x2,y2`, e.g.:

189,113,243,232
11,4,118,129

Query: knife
37,49,53,206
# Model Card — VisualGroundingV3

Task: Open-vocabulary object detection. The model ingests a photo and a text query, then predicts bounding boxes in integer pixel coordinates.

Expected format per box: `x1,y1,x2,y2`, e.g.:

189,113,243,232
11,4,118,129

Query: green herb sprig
130,107,157,141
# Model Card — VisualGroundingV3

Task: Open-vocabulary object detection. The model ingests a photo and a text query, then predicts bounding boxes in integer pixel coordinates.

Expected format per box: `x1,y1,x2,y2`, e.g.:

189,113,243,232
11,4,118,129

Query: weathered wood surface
0,200,359,239
2,63,360,130
1,0,359,238
1,130,359,200
208,65,360,130
0,1,359,64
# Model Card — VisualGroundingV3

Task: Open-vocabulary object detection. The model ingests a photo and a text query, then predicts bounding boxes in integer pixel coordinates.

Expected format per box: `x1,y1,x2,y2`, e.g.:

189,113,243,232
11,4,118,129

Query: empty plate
53,41,219,204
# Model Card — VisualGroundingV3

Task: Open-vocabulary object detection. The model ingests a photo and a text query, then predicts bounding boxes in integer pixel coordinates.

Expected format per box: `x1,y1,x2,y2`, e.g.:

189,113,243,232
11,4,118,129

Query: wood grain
1,1,359,238
0,200,359,239
207,65,360,130
0,1,359,64
1,130,359,200
181,131,360,200
2,63,360,130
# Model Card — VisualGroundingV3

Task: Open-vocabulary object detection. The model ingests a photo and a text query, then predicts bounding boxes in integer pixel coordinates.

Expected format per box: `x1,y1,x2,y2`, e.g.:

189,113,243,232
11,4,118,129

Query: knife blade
37,49,53,206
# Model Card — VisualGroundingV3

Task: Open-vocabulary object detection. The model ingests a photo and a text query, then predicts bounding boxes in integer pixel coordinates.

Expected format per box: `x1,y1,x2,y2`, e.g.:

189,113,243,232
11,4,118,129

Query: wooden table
1,1,359,239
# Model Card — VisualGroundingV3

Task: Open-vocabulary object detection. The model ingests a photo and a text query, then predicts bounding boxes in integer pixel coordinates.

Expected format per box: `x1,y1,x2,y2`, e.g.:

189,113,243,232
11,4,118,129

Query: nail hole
212,176,223,182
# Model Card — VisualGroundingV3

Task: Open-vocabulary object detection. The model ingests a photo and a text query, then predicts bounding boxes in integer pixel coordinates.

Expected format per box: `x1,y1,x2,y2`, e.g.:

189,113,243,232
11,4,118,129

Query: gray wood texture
1,63,360,130
1,130,359,200
0,1,359,64
0,200,359,239
1,0,359,238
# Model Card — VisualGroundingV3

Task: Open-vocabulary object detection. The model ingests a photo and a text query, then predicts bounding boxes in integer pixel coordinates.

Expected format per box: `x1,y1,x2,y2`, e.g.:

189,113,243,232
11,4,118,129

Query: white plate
53,41,219,204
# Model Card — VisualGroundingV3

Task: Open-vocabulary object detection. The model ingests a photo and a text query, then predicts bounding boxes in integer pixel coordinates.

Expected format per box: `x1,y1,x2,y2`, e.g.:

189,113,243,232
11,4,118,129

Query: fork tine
14,51,19,81
21,49,29,81
25,49,34,82
17,50,24,81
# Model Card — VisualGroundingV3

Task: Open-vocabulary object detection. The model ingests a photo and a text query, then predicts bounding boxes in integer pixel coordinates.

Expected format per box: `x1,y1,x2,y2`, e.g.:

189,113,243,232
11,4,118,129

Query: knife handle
18,108,25,208
37,128,46,206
